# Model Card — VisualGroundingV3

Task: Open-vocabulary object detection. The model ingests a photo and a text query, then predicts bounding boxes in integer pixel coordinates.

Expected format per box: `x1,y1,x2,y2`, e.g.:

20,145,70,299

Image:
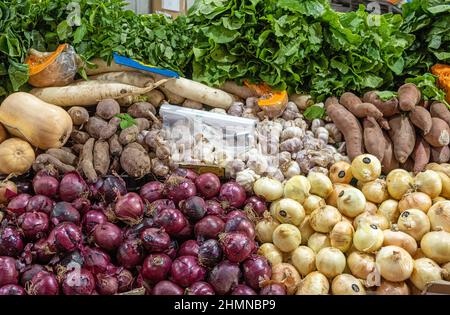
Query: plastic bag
26,44,82,88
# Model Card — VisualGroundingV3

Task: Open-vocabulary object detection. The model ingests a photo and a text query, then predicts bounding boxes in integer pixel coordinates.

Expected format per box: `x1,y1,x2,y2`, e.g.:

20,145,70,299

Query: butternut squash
0,138,35,175
0,123,7,144
0,92,72,149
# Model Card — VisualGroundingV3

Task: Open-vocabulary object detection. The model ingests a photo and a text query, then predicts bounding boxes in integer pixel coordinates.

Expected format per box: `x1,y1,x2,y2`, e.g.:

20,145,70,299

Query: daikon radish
89,71,154,88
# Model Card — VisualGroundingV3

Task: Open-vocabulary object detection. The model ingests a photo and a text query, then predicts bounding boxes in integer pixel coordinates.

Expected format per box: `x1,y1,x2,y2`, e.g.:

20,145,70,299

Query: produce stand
0,0,449,297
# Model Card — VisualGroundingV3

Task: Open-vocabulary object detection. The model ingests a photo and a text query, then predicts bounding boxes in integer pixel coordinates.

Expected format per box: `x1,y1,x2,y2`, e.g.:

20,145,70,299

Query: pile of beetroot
0,169,280,295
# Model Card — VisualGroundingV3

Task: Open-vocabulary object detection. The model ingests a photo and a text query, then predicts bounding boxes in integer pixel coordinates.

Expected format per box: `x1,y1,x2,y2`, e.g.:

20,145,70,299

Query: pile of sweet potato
326,83,450,174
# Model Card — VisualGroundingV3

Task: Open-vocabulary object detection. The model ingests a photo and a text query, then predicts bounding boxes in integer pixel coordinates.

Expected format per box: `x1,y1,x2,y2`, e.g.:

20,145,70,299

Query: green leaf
56,20,72,41
73,23,87,44
303,105,325,120
115,113,137,130
376,91,398,101
406,73,448,106
8,60,29,92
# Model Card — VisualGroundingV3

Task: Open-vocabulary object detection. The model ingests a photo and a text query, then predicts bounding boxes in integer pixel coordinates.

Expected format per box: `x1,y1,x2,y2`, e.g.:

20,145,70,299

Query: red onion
225,216,256,240
148,199,175,217
71,197,91,215
170,256,206,287
27,271,59,295
154,208,187,236
117,269,133,293
142,253,172,284
59,250,84,268
48,222,82,252
152,280,183,295
198,239,222,268
51,201,81,225
195,173,221,198
0,227,24,257
99,175,127,203
208,260,241,295
260,283,286,295
0,256,18,286
244,196,267,217
82,247,112,275
242,255,271,290
225,210,247,221
194,215,225,240
220,232,255,263
15,180,32,194
178,240,199,257
26,195,55,214
32,239,54,263
163,240,179,260
186,281,215,295
140,181,164,203
205,200,225,216
7,194,31,216
114,192,144,224
18,212,49,240
164,175,197,204
62,268,95,295
59,172,88,202
141,228,171,253
219,182,246,209
180,196,207,222
231,284,257,295
116,239,144,269
122,217,155,240
173,168,198,181
0,284,26,295
93,222,123,251
33,175,59,197
95,273,118,295
20,264,45,286
0,181,17,204
83,210,107,234
174,221,193,239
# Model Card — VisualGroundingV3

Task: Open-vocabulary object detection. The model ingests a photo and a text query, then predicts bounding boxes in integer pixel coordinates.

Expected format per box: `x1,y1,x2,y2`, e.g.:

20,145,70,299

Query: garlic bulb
236,168,260,192
281,161,301,179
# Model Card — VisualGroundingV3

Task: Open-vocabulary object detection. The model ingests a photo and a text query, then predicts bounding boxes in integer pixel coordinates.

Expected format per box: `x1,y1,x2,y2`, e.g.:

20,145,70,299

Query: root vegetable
339,92,382,119
431,145,450,163
376,280,410,295
296,271,329,295
93,140,110,177
159,86,185,105
430,102,450,126
253,177,283,202
303,195,326,215
119,125,140,145
255,216,279,244
353,210,389,230
376,246,414,282
315,247,346,278
409,107,432,134
86,117,108,139
363,118,385,162
220,81,257,99
331,274,366,295
0,124,7,144
386,169,414,200
89,71,154,88
424,118,450,147
290,246,316,277
46,148,77,165
272,224,302,253
99,117,121,140
398,83,421,111
120,143,151,178
96,99,120,120
310,205,341,233
398,192,432,213
421,231,450,263
68,107,89,126
146,90,165,108
415,170,442,199
388,115,416,164
435,171,450,199
183,99,203,110
127,102,156,118
329,161,352,184
381,131,399,174
283,175,310,204
398,209,430,241
383,229,417,256
412,138,430,173
299,216,315,245
353,223,384,253
79,138,97,183
308,172,333,198
151,158,170,177
362,91,399,117
427,201,450,232
108,134,122,157
71,130,90,144
33,154,75,173
326,183,352,207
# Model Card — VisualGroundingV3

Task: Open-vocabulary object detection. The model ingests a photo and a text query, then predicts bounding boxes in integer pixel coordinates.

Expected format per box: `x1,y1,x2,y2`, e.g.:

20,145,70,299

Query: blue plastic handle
113,53,180,79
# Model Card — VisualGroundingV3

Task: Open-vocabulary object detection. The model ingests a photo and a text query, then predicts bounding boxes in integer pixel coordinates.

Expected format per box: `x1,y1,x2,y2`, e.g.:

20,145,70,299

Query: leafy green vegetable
303,105,325,120
115,113,137,130
376,91,398,101
405,72,449,106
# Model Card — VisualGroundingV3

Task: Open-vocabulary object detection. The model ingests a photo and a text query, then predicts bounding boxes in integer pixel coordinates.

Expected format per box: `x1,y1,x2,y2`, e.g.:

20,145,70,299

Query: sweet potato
388,115,416,164
46,148,78,166
381,131,399,174
120,143,151,178
119,125,139,145
398,83,421,111
363,117,385,161
326,97,364,160
68,107,89,126
33,154,76,174
431,145,450,163
93,140,110,176
424,118,450,147
108,134,123,157
409,106,432,134
99,117,121,140
400,158,414,172
79,138,97,183
71,130,90,144
412,138,430,173
339,92,383,119
377,117,391,130
362,91,399,117
71,144,83,155
430,102,450,126
96,99,120,120
85,116,108,139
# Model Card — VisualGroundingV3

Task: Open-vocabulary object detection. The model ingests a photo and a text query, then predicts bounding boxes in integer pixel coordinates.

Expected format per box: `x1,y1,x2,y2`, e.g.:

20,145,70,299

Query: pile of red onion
0,169,283,295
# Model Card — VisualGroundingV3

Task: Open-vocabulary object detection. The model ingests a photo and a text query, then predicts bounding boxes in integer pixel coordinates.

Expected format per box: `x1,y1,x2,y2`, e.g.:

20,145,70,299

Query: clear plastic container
160,104,257,166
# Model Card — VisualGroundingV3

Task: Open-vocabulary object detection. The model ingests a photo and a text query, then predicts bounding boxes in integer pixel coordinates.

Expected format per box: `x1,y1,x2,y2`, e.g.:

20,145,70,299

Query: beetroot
180,196,206,222
208,260,241,295
170,256,206,287
195,173,221,198
18,212,49,240
154,208,187,236
51,201,81,225
0,227,24,257
178,240,199,257
0,284,26,295
219,182,246,209
141,253,172,284
220,232,255,263
114,192,144,224
224,216,256,240
93,222,123,251
82,210,107,234
59,172,88,202
260,283,286,295
164,175,197,204
231,284,257,295
194,215,225,240
205,200,224,216
33,174,59,197
116,239,144,269
141,228,170,253
152,280,183,295
7,194,31,216
140,181,164,203
198,239,222,268
62,268,95,295
26,195,55,214
242,255,271,290
48,222,82,252
27,271,59,295
186,281,215,295
95,273,118,295
0,256,18,286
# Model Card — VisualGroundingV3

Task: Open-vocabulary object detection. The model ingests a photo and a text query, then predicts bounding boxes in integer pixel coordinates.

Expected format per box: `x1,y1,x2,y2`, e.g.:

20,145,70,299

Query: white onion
362,179,389,204
351,154,381,183
303,194,326,215
376,246,414,282
271,263,301,295
315,247,346,278
420,231,450,264
353,223,384,253
310,205,342,233
299,215,314,245
308,232,331,254
347,251,376,280
353,210,390,230
376,280,410,295
410,258,443,290
331,274,366,295
330,221,354,252
386,169,414,200
329,161,353,184
296,271,329,295
337,187,367,218
397,208,430,241
257,243,283,266
398,192,432,214
290,246,316,277
414,170,442,199
379,199,400,224
255,216,279,243
365,202,378,214
253,177,284,202
382,229,417,256
442,262,450,281
326,184,352,207
272,224,302,252
427,200,450,232
270,198,305,226
308,172,333,198
413,248,427,260
433,197,446,204
283,175,310,204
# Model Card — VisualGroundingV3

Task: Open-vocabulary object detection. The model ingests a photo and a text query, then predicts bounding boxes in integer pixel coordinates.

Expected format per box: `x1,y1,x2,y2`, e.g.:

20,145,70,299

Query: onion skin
83,210,107,234
93,222,123,251
33,175,59,198
114,192,144,225
415,170,442,199
198,239,222,268
337,187,366,218
376,246,414,282
376,280,410,295
347,251,376,280
116,239,144,269
255,216,279,244
260,283,286,295
221,232,255,263
244,196,267,217
420,231,450,264
27,271,59,295
361,179,389,204
0,284,26,295
0,256,18,287
242,255,271,290
185,281,215,295
195,173,221,199
303,195,326,215
296,271,329,295
224,216,255,240
299,216,314,245
231,284,257,295
26,195,55,214
178,240,199,257
0,227,24,257
383,229,417,256
308,232,330,254
271,263,301,295
398,192,432,214
141,253,172,284
219,182,247,208
62,268,95,295
208,260,241,295
139,181,164,203
427,201,450,233
194,215,225,240
0,180,17,205
410,258,443,291
18,211,49,240
378,199,400,224
152,280,184,295
170,255,206,287
59,172,88,202
7,194,31,216
330,221,353,252
386,169,413,200
331,274,366,295
310,205,341,233
283,175,310,204
351,154,381,183
353,223,384,253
